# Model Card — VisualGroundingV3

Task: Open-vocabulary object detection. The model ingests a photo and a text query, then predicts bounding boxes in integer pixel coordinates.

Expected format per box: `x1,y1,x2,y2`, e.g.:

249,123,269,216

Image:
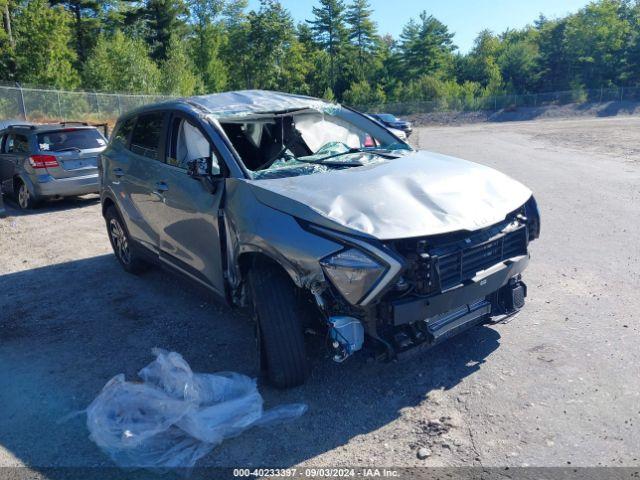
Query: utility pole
2,2,14,48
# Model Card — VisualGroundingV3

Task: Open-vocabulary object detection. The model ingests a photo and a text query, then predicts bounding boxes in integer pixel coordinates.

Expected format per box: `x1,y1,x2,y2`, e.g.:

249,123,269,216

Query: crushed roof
187,90,338,118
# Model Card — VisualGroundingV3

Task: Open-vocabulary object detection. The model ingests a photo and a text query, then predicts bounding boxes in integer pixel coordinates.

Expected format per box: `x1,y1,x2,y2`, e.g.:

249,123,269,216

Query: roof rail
7,123,36,130
60,121,89,126
90,122,109,138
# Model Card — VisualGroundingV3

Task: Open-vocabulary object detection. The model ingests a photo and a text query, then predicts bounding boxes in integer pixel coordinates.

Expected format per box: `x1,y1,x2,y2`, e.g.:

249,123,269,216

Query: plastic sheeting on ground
86,349,307,469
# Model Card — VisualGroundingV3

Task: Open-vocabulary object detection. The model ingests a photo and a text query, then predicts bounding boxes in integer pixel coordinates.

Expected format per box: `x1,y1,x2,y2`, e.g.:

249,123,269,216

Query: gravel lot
1,116,639,473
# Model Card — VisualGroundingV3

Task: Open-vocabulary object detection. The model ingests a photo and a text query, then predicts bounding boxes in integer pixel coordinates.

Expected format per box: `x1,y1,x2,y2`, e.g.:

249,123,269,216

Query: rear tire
16,180,38,209
248,263,309,388
105,205,147,274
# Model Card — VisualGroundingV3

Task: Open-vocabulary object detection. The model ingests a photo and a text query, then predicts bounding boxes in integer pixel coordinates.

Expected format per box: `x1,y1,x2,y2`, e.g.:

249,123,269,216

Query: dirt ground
1,116,639,473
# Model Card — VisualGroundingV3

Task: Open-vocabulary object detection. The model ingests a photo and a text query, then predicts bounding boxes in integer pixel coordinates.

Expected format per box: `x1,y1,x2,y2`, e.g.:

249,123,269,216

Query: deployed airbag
86,349,307,469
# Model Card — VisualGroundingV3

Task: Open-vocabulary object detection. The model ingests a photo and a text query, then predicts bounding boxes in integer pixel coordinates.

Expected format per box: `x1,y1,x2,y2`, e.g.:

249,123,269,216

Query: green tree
49,0,106,63
188,0,223,74
83,30,160,93
534,15,570,91
345,0,377,80
14,0,80,88
564,0,631,88
342,79,385,106
245,0,297,89
459,29,504,94
307,0,348,93
397,12,456,80
220,0,251,88
139,0,189,61
160,34,202,95
497,29,539,93
0,0,16,81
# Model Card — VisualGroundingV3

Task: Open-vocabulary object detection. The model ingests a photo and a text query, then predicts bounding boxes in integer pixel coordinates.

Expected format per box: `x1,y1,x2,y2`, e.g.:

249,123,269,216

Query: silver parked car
0,122,107,209
101,90,540,388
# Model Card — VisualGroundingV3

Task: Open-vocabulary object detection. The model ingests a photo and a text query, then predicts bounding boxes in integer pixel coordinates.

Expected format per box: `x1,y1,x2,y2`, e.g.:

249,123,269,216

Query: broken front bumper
377,254,530,354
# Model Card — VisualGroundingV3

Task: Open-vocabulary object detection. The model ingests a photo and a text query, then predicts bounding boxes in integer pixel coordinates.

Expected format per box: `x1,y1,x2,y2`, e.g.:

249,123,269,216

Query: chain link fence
1,84,640,126
0,84,170,126
354,86,640,116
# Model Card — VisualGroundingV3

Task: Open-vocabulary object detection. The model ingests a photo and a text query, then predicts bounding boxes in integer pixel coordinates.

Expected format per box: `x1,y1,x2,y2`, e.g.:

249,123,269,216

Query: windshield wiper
54,147,82,153
297,147,401,165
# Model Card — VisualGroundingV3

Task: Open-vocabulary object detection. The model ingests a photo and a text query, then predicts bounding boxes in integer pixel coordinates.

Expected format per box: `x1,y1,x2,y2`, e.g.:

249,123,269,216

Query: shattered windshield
218,107,412,180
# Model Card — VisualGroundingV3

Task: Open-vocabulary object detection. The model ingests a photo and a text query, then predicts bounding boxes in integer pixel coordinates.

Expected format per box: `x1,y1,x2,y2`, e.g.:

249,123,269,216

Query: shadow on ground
0,254,501,477
1,194,100,217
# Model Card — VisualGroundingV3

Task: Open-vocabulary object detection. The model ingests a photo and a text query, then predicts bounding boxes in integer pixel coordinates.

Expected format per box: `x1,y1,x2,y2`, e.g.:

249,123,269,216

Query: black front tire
248,263,309,388
105,205,147,274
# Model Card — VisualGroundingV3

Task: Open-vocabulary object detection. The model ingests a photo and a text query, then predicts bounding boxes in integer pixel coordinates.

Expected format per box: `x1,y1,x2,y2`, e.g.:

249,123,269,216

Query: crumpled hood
247,150,533,240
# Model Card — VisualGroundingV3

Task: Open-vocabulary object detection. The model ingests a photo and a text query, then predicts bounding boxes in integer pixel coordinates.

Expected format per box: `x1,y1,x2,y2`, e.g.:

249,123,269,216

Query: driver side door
156,113,227,298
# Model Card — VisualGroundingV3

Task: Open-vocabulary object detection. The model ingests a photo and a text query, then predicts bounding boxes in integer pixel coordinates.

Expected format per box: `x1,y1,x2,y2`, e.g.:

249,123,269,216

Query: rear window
37,129,106,152
377,114,397,122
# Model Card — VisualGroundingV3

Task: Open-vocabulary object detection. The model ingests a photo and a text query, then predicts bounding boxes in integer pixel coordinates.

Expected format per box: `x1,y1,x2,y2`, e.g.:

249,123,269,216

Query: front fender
224,179,343,292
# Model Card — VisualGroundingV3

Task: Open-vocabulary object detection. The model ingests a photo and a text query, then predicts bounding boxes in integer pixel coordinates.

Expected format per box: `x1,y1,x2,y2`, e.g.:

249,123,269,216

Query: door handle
155,182,169,193
113,168,124,178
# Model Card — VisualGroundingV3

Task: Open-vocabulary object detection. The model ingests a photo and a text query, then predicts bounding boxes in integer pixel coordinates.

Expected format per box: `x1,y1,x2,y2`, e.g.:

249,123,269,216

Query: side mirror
210,152,221,176
186,156,219,194
187,157,209,178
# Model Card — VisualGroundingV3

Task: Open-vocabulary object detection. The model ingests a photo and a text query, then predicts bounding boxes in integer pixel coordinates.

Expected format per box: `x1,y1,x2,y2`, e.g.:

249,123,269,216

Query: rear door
0,132,11,189
36,128,106,179
121,112,169,254
1,132,29,193
155,113,227,296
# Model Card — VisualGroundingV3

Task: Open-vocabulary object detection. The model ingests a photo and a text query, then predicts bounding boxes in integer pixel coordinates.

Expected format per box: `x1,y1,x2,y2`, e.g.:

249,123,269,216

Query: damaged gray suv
101,90,540,388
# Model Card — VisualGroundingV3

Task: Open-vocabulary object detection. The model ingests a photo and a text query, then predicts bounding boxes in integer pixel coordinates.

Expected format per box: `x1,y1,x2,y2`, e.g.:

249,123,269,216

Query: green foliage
139,0,189,61
160,35,202,95
397,12,456,80
83,31,160,93
307,0,348,92
3,0,640,112
13,0,80,88
564,0,630,88
345,0,376,80
49,0,106,62
342,79,385,106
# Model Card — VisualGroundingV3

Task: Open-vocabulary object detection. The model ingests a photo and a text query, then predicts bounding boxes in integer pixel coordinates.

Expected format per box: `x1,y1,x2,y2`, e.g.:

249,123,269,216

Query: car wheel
105,206,147,274
16,181,37,209
248,263,309,388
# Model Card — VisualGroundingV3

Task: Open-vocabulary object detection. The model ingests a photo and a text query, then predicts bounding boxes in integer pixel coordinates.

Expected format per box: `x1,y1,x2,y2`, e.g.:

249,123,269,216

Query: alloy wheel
109,218,131,265
18,184,29,209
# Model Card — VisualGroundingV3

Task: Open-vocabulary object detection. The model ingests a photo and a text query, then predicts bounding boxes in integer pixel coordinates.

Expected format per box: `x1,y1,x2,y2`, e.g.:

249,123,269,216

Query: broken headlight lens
320,248,386,304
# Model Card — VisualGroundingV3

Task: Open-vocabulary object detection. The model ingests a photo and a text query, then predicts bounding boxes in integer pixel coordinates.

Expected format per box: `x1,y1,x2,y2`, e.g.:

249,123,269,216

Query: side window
112,117,136,147
6,134,29,154
168,117,222,175
129,113,164,160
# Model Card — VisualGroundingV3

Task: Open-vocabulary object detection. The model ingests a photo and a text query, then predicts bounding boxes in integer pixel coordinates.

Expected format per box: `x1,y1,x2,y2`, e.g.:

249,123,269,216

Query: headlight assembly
320,248,387,304
524,195,540,240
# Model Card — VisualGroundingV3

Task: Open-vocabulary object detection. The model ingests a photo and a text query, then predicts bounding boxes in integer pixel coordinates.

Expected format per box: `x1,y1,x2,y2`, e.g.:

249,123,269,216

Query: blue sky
247,0,591,52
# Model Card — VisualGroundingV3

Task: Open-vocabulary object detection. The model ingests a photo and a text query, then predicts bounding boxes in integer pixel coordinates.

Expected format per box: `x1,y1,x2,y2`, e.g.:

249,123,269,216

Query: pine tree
345,0,377,79
160,34,201,94
307,0,347,92
398,11,455,80
140,0,189,61
49,0,105,63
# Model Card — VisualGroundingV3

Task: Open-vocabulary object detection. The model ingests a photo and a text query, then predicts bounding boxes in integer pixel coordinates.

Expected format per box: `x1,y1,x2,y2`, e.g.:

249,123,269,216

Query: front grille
436,226,527,290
